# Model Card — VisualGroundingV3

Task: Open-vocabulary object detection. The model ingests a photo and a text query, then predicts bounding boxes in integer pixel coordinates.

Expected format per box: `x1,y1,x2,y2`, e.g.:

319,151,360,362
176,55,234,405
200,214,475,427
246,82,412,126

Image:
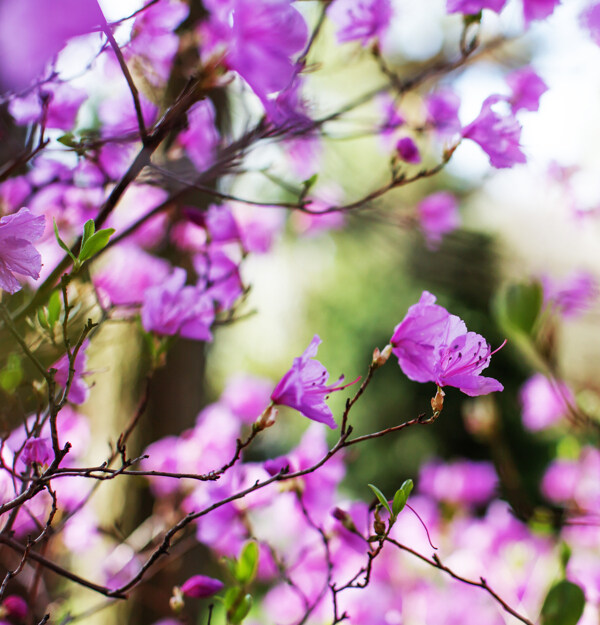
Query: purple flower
0,0,104,92
21,437,53,466
419,459,498,505
446,0,507,14
327,0,393,46
542,271,598,319
390,291,504,396
141,268,215,341
506,67,548,113
581,2,600,46
1,595,28,620
203,0,308,103
519,373,572,431
180,574,224,598
425,89,462,140
417,191,460,249
396,137,421,164
462,96,526,169
178,100,220,173
0,208,46,294
522,0,560,25
271,335,359,428
53,340,91,405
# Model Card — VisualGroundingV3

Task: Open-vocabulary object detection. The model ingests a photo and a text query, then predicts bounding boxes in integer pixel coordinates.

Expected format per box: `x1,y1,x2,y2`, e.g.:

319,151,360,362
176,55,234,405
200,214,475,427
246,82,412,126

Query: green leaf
235,541,259,585
228,593,252,625
37,307,49,329
78,228,115,263
47,290,61,327
53,218,77,264
493,281,543,337
368,484,391,516
81,219,95,249
57,132,75,147
392,479,414,517
223,587,242,611
0,354,23,393
541,580,585,625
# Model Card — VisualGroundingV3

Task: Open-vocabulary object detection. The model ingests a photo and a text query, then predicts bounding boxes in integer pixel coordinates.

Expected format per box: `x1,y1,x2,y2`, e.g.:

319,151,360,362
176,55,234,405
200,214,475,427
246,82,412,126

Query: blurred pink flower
141,268,215,341
0,207,46,293
506,67,548,113
181,574,224,598
542,271,598,318
203,0,308,102
328,0,393,46
463,96,526,169
417,191,460,249
21,437,52,466
396,137,421,164
581,2,600,46
53,340,91,405
519,374,572,431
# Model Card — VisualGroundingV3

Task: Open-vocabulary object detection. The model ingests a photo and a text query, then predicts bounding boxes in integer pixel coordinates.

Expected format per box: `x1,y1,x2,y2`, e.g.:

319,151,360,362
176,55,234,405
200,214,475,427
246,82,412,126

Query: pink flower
327,0,393,46
417,191,460,249
425,89,462,140
271,335,359,428
0,0,104,92
446,0,507,13
390,291,504,396
203,0,308,102
462,96,526,169
522,0,561,25
141,268,215,341
396,137,421,164
1,595,28,620
519,373,572,431
21,437,53,466
581,2,600,46
0,208,46,294
178,100,220,173
53,340,91,405
542,271,598,319
181,574,224,598
506,67,548,113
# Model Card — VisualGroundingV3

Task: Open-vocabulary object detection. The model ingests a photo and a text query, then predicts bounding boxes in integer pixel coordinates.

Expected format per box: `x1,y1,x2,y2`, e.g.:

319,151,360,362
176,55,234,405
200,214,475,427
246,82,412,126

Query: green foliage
541,580,585,625
493,281,543,338
0,353,23,393
368,483,391,516
53,218,115,272
392,479,413,517
234,541,259,585
79,219,115,263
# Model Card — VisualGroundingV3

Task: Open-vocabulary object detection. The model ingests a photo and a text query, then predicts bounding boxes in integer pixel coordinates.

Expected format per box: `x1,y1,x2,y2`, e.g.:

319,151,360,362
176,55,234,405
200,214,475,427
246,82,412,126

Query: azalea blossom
462,96,526,169
180,574,224,598
0,207,46,294
417,191,460,248
506,67,548,113
270,335,359,428
390,291,504,396
328,0,393,46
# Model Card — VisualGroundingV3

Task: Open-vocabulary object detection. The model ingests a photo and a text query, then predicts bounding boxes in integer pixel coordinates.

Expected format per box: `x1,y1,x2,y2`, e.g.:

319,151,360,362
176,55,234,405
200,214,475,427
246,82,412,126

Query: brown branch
386,538,536,625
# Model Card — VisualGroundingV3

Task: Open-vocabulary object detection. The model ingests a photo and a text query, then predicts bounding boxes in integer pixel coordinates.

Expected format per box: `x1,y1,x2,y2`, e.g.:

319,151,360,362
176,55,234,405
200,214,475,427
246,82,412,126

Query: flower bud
431,387,445,415
169,587,184,613
373,344,393,368
255,404,278,431
1,595,28,620
332,507,357,533
181,574,224,599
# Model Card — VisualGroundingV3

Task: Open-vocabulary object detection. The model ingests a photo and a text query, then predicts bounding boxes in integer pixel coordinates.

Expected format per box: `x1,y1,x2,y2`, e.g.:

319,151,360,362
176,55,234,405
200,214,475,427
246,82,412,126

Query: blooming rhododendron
271,335,359,428
506,67,548,113
390,291,504,396
519,373,572,430
180,574,224,598
202,0,308,103
141,268,215,341
417,191,460,249
328,0,393,46
0,207,46,294
463,96,526,169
